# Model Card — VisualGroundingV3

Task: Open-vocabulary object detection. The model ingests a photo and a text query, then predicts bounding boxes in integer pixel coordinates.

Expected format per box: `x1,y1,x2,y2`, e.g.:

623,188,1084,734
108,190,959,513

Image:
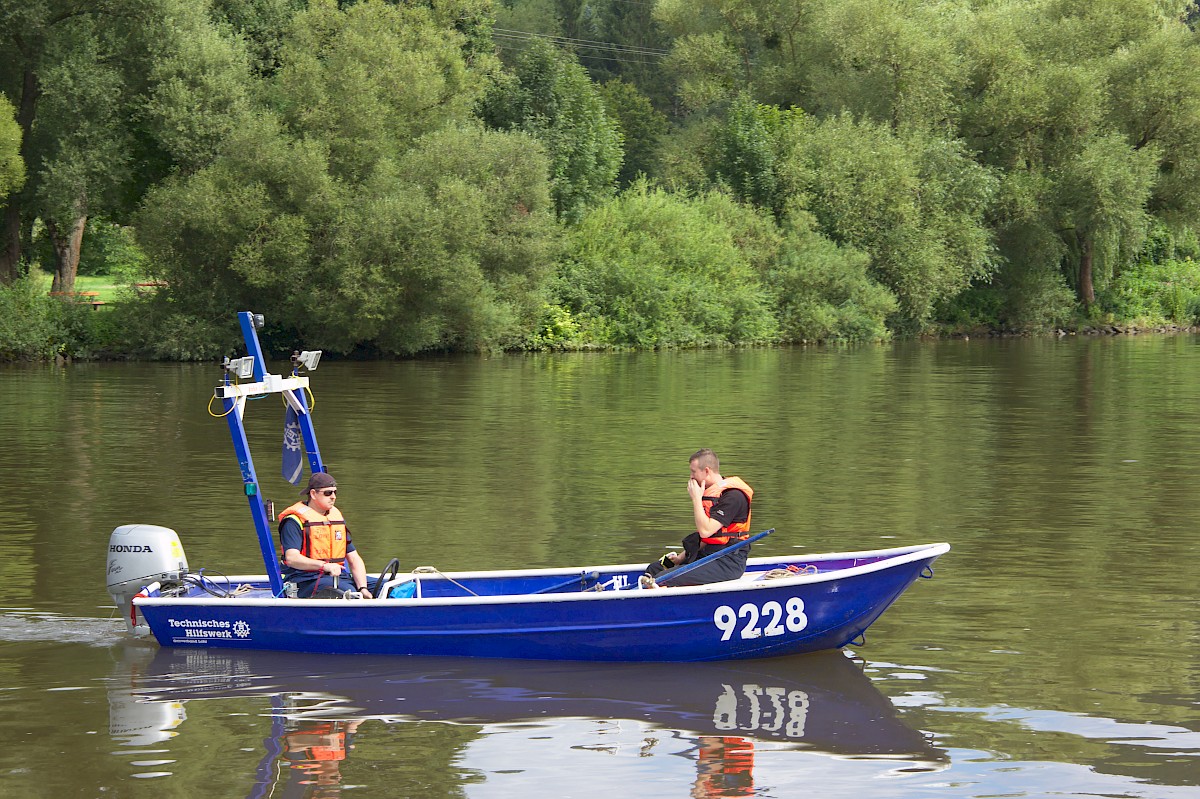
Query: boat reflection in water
108,645,947,796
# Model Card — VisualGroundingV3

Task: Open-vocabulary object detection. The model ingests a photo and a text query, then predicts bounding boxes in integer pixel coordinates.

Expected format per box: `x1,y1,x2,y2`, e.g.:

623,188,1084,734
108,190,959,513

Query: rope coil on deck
761,564,818,579
410,566,479,596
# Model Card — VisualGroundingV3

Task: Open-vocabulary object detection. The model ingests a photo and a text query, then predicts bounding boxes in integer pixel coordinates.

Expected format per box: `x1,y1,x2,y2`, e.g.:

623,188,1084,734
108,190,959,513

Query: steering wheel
372,558,401,599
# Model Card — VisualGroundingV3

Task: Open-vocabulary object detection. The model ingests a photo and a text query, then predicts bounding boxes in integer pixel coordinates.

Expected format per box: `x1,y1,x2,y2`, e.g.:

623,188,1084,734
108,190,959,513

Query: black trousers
644,533,749,585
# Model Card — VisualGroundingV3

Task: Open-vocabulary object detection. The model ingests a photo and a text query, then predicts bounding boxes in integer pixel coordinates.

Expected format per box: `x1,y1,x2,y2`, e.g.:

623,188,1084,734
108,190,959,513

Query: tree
769,211,897,342
657,0,1200,325
777,114,998,327
0,0,257,290
479,38,622,221
1,0,119,283
549,0,675,109
711,94,790,213
597,79,667,186
136,1,257,177
557,183,776,347
0,95,23,201
136,0,557,356
270,0,493,182
957,0,1200,311
208,0,306,76
1055,135,1158,307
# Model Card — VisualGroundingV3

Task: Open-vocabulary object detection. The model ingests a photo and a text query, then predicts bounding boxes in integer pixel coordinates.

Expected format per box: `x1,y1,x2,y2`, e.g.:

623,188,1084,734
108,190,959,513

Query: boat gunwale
134,542,949,610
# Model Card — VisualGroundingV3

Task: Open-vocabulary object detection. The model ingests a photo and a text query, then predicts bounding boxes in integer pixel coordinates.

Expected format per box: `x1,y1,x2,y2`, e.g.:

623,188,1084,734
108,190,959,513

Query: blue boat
106,312,949,662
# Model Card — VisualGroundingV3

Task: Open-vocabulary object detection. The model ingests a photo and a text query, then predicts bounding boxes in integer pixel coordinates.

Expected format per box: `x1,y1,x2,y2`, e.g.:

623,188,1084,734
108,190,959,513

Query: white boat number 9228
714,597,807,641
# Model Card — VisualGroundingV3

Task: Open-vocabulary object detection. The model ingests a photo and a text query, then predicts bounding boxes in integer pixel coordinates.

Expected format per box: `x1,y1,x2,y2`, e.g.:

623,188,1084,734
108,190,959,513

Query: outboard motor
107,525,188,637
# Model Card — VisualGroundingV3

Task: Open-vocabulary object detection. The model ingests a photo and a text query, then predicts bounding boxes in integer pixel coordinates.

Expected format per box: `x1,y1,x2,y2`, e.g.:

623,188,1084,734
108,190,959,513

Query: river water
1,335,1197,798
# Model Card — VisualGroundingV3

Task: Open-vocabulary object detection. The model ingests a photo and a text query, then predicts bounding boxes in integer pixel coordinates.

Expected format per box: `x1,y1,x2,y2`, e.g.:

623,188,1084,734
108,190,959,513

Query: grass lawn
73,275,123,301
31,270,130,302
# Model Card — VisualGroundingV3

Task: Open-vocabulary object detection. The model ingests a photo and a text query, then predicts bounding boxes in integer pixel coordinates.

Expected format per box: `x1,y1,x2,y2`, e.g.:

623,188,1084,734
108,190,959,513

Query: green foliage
597,79,668,186
713,94,781,211
1098,258,1200,323
802,0,964,131
29,12,134,223
208,0,307,76
1055,133,1159,294
272,0,491,182
12,0,1200,358
0,272,133,359
138,1,257,174
654,116,717,193
492,0,561,41
525,302,584,349
769,212,897,341
115,304,239,360
778,114,998,328
135,1,553,357
479,39,623,221
0,276,62,359
138,112,559,355
1136,220,1200,264
659,30,741,112
556,0,675,110
334,124,560,354
655,0,1200,329
69,218,148,277
0,94,23,200
135,113,332,327
557,183,777,347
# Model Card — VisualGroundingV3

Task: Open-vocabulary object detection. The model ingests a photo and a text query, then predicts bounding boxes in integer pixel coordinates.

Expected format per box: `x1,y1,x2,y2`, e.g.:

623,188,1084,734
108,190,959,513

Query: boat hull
135,544,948,662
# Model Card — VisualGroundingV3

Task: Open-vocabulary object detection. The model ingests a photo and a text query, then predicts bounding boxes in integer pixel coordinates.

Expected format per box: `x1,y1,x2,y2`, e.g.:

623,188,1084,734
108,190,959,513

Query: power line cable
492,38,665,66
492,27,671,57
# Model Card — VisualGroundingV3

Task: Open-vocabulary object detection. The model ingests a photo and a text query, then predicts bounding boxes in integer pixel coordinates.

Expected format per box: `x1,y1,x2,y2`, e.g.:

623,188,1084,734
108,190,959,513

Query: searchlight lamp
223,356,256,379
291,350,322,372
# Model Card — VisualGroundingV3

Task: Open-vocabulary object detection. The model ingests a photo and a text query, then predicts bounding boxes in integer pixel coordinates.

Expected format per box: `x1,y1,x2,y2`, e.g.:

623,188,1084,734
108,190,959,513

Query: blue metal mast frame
216,311,325,596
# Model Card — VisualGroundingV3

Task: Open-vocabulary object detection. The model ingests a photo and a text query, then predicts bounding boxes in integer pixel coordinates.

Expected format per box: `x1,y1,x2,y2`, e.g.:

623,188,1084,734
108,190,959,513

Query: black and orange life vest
695,736,755,797
277,502,349,563
285,722,347,761
699,477,753,546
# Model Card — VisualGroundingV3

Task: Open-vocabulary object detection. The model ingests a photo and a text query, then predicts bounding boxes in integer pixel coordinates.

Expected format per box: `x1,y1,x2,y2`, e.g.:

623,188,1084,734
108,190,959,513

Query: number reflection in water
104,645,944,798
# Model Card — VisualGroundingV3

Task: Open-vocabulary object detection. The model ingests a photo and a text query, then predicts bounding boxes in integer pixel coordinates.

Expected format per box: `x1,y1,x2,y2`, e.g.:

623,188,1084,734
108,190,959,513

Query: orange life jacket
277,502,349,563
699,477,753,546
696,736,755,796
285,723,347,761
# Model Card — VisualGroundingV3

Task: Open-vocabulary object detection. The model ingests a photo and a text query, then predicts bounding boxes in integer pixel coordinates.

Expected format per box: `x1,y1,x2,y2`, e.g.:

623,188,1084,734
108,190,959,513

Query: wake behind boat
105,312,948,662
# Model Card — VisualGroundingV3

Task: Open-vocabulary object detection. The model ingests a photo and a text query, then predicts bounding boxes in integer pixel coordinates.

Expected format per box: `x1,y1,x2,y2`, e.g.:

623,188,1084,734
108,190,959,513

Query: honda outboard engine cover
107,525,188,636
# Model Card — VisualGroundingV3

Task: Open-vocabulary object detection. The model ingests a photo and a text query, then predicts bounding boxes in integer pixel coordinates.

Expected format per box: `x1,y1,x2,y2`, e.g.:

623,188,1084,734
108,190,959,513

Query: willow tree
0,95,22,201
136,0,560,356
656,0,1200,324
0,0,129,285
957,0,1200,312
0,0,258,291
479,38,623,222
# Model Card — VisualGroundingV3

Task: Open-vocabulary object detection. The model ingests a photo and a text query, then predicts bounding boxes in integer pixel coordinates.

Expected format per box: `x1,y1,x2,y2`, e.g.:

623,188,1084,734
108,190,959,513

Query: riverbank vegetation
3,0,1200,360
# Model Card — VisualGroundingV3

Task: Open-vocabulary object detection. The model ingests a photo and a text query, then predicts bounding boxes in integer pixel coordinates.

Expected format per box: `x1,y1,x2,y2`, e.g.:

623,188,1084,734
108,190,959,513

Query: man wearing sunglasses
277,472,373,598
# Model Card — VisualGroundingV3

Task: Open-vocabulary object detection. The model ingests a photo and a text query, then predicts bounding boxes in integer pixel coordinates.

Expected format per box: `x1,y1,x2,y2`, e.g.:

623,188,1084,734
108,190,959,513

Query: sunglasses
317,488,337,497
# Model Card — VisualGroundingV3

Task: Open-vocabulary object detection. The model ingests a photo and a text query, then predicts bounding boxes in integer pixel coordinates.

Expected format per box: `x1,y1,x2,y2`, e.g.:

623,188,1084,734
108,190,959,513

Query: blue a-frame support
218,311,325,596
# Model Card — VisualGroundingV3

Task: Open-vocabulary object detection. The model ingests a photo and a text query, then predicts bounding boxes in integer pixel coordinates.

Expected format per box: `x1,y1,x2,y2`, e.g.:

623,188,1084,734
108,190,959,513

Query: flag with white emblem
282,404,303,484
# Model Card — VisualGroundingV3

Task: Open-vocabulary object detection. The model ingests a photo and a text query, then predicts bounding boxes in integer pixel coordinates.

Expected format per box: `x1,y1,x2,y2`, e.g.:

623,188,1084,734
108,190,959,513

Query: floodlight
224,356,255,379
298,350,322,371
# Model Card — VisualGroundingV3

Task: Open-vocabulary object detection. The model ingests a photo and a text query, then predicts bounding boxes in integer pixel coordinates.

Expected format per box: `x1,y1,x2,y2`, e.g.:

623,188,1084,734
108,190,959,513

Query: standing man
642,449,754,587
277,472,373,598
